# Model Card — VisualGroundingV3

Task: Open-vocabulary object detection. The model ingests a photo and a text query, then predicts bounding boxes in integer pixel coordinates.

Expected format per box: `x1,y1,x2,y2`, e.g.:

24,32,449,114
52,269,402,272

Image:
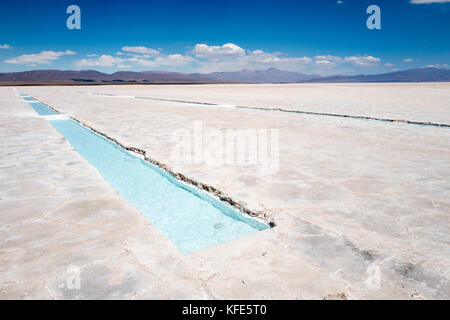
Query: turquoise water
29,102,59,116
17,91,268,253
16,91,58,116
50,119,268,253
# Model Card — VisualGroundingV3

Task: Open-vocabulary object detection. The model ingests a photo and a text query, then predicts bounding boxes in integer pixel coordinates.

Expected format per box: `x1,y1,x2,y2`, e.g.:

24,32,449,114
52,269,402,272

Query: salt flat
79,82,450,124
1,83,449,299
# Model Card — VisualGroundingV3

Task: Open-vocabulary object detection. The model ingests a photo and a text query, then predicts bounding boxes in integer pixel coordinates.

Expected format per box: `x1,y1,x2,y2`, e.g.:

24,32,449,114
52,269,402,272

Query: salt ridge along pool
16,90,269,253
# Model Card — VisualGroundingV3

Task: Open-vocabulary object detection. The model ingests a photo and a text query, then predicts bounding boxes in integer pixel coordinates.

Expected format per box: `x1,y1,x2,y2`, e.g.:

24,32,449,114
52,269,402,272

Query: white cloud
337,1,344,4
75,55,129,68
315,60,334,66
403,58,414,62
312,54,380,69
2,38,391,77
136,54,193,67
70,44,315,73
5,42,388,76
0,44,12,49
193,43,312,72
249,50,311,64
133,58,155,67
410,0,450,4
344,55,380,66
155,54,193,66
308,54,383,75
194,43,245,60
315,55,341,60
5,50,75,65
314,54,344,68
121,46,159,55
422,63,448,68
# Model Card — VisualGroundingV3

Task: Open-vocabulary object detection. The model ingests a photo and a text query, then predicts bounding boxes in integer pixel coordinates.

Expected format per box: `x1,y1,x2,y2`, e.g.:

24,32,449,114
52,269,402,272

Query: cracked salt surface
16,90,269,253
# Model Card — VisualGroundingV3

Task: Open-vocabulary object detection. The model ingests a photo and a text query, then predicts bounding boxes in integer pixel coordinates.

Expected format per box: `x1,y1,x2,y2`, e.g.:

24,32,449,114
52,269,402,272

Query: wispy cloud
403,58,414,62
5,50,75,65
133,54,193,67
315,60,334,66
0,44,11,49
150,54,193,67
314,54,380,67
314,55,342,65
121,46,159,55
75,55,130,68
344,55,380,66
422,63,448,68
76,51,194,69
310,54,382,75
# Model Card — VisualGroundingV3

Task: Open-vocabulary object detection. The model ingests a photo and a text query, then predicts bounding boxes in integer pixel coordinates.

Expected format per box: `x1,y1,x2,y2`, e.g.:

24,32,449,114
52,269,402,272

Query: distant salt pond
16,90,269,253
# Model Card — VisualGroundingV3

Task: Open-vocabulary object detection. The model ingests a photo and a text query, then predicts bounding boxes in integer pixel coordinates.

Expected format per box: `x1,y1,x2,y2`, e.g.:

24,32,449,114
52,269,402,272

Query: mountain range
190,67,321,83
0,70,213,84
309,67,450,83
0,67,449,85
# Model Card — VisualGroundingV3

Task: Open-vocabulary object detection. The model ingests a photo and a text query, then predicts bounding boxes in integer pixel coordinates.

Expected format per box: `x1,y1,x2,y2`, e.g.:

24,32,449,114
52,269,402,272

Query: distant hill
192,68,321,83
0,67,449,85
309,67,450,83
109,71,217,83
0,70,108,83
0,69,217,84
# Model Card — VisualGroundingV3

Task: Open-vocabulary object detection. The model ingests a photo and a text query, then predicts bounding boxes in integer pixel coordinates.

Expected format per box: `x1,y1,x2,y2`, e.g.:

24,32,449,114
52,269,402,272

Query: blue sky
0,0,449,75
